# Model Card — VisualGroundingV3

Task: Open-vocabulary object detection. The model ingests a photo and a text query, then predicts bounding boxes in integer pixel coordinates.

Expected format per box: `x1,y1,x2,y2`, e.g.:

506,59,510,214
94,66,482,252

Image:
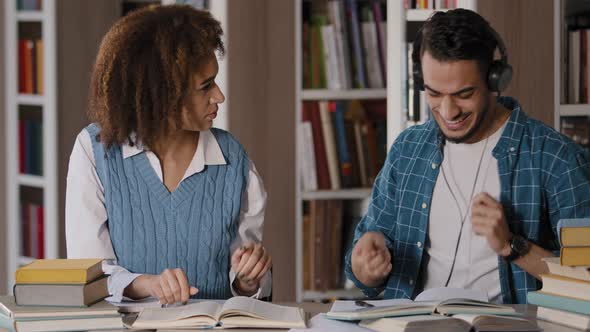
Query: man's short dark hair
417,9,498,78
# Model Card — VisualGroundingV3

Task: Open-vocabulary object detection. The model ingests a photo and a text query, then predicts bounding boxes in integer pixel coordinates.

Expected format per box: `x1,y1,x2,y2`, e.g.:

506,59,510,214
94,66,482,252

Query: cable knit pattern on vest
86,124,249,299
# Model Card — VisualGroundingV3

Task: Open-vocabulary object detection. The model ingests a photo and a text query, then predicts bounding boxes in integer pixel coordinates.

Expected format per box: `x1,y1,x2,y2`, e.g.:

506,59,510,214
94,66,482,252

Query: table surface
97,302,581,332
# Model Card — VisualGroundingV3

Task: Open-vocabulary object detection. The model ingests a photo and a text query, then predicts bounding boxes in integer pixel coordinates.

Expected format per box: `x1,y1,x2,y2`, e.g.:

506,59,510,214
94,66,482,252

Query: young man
346,9,590,304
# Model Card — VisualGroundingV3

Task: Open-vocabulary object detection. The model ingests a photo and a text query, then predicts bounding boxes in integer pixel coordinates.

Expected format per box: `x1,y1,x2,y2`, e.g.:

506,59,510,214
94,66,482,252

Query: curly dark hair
415,8,497,78
88,4,225,148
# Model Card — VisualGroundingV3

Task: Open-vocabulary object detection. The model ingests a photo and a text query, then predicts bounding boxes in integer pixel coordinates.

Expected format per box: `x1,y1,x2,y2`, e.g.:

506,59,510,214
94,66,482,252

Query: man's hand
471,192,513,257
125,268,198,304
231,243,272,296
351,231,392,288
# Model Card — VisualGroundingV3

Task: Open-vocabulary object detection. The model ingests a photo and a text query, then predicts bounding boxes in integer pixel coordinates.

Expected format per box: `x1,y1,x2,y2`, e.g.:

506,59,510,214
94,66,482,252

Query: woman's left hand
231,243,272,296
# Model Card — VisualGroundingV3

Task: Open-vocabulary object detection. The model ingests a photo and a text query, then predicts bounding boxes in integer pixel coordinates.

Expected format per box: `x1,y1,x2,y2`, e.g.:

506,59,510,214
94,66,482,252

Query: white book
361,20,384,88
536,306,590,331
328,1,352,89
361,313,539,332
321,25,343,90
319,101,341,190
354,122,369,187
299,122,318,191
543,256,590,282
131,297,306,330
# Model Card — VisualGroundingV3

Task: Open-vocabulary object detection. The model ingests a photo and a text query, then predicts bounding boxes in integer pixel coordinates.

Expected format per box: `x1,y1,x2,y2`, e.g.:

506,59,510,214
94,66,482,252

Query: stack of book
0,259,123,332
527,219,590,331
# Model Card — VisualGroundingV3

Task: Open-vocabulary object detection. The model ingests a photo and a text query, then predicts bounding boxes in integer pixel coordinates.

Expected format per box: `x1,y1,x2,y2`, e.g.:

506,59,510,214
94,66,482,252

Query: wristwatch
505,234,530,262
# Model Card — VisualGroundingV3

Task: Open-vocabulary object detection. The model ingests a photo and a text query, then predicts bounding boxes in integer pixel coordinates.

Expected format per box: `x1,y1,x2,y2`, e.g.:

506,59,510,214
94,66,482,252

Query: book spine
319,101,341,189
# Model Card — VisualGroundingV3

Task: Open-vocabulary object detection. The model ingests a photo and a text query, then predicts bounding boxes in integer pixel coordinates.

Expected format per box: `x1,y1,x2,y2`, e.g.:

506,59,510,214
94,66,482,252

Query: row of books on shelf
20,201,44,259
404,0,470,9
561,116,590,147
527,219,590,331
302,0,386,90
16,0,42,11
18,39,44,95
18,118,43,175
302,200,361,292
300,100,386,191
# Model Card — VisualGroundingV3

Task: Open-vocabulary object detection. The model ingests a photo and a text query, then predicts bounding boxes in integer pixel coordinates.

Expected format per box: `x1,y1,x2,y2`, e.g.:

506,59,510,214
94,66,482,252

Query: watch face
512,235,529,255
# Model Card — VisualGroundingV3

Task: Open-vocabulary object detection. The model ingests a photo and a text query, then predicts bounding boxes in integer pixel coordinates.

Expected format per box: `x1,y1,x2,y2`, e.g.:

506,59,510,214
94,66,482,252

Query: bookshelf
294,0,476,302
4,0,58,292
554,0,590,146
3,1,126,293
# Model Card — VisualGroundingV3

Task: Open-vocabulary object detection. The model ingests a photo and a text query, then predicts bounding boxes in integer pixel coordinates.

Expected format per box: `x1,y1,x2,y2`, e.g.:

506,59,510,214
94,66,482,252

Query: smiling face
421,50,496,144
180,54,225,132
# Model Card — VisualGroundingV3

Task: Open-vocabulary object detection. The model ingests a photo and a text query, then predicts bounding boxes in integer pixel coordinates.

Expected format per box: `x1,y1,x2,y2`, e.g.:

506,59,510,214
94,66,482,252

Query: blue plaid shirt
345,97,590,304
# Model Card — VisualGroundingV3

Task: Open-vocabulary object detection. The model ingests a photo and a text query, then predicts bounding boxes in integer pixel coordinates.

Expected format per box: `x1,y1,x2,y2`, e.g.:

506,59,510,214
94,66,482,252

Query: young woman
65,5,272,304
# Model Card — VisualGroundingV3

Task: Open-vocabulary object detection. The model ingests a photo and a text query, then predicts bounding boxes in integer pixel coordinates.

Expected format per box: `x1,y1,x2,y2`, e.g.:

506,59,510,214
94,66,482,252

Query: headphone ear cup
487,60,513,93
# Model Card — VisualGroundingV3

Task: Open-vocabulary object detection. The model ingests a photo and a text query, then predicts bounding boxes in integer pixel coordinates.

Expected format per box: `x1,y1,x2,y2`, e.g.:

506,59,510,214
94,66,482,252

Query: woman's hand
231,243,272,296
124,268,198,304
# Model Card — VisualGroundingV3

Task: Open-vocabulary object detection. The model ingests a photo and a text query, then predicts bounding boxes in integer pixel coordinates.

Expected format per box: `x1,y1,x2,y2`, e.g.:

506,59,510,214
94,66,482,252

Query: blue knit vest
86,124,249,299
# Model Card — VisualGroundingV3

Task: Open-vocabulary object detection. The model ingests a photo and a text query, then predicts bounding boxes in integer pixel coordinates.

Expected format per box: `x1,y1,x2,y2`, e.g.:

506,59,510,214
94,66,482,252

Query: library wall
478,0,555,126
227,0,296,301
56,0,121,257
0,0,7,295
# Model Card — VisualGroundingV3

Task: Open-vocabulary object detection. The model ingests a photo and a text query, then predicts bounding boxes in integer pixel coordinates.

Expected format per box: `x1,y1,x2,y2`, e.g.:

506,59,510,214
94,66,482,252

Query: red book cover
303,102,331,189
18,40,27,93
37,205,44,259
21,203,30,257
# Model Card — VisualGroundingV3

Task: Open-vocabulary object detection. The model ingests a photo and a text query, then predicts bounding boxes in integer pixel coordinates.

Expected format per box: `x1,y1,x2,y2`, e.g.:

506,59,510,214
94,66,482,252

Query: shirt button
421,202,427,209
417,241,422,248
431,163,438,169
409,279,414,285
509,147,516,152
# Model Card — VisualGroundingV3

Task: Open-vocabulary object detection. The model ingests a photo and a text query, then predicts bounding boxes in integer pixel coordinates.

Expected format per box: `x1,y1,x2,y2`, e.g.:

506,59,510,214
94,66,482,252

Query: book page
132,301,222,329
326,300,434,321
453,314,539,331
414,287,488,303
219,296,304,323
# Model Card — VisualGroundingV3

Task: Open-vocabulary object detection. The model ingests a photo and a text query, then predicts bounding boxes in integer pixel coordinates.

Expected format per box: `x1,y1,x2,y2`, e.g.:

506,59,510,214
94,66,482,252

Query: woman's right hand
124,268,198,304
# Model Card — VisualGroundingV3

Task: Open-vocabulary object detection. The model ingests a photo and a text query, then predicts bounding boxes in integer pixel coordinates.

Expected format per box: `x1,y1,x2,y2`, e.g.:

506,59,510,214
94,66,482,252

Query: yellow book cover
16,259,103,284
560,247,590,267
561,227,590,246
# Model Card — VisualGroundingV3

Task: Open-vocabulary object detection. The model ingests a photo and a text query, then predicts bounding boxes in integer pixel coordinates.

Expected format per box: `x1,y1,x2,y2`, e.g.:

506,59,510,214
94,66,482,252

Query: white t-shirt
422,121,507,303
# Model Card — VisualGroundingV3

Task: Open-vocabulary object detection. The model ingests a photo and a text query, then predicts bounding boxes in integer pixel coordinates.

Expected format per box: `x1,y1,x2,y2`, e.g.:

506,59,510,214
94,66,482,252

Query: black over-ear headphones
411,13,513,94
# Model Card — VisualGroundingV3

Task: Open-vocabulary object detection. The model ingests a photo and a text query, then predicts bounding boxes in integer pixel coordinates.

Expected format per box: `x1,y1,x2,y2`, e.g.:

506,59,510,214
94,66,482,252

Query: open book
325,288,516,321
359,314,539,332
131,296,306,329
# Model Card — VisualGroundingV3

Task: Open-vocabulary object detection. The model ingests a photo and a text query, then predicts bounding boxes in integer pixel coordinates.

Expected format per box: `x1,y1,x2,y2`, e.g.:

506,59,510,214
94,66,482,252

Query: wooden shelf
301,188,372,200
17,174,46,188
16,11,45,22
17,94,45,106
560,104,590,117
301,89,386,100
406,9,439,21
